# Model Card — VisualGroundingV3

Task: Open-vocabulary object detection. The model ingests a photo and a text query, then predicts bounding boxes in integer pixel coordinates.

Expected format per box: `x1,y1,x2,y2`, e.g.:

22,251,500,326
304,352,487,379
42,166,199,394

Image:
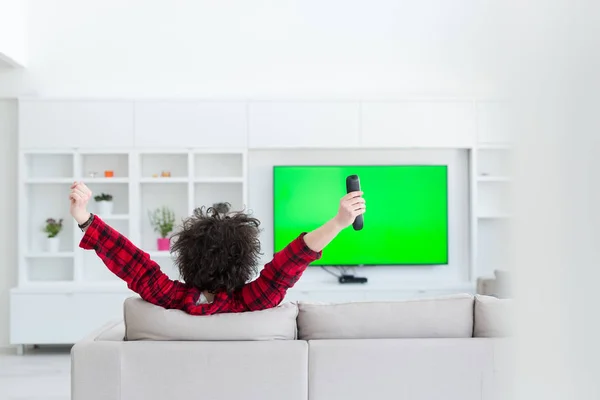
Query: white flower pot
47,237,60,253
96,201,114,216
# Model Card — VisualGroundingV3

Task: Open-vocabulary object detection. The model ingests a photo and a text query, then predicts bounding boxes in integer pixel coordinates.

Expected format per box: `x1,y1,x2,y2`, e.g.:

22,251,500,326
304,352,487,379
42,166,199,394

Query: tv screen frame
272,164,449,266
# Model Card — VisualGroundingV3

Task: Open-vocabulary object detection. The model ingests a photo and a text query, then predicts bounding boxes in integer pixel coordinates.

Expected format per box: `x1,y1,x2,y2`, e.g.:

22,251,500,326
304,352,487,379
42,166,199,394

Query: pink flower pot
157,238,170,251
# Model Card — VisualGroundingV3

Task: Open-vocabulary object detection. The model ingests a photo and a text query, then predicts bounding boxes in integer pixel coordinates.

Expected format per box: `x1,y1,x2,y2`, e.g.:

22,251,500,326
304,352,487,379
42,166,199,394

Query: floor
0,347,71,400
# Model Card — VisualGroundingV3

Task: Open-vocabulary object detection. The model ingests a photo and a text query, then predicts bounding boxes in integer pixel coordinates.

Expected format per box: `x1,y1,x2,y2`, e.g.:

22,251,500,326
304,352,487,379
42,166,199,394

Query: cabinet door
134,101,247,148
361,101,476,148
10,291,131,344
19,100,135,149
248,101,360,148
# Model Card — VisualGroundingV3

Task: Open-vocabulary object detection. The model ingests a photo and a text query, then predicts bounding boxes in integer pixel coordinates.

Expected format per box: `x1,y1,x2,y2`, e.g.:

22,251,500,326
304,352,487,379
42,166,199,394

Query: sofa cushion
473,294,512,337
124,297,299,341
297,294,474,340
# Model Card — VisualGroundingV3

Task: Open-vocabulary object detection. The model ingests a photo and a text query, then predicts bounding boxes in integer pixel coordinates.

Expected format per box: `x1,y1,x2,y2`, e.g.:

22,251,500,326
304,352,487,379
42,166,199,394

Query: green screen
273,165,448,265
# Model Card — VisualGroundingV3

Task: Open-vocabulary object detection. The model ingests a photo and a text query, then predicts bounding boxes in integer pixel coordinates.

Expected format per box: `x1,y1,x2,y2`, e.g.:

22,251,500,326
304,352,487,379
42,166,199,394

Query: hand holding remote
343,175,365,231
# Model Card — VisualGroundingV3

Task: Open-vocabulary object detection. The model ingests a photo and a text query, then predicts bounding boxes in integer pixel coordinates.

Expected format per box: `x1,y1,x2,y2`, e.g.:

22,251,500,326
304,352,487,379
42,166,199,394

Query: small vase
157,238,170,251
96,201,114,216
47,237,60,253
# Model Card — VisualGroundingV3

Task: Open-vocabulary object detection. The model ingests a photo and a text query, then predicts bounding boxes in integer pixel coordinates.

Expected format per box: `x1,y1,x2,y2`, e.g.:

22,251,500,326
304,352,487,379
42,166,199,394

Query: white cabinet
248,101,360,148
134,101,247,148
361,101,476,148
10,290,132,344
19,100,135,149
476,102,516,144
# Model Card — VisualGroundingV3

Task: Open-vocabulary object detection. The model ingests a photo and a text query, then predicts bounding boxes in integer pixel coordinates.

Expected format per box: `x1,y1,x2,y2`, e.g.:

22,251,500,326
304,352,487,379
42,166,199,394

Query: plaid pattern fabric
79,216,321,315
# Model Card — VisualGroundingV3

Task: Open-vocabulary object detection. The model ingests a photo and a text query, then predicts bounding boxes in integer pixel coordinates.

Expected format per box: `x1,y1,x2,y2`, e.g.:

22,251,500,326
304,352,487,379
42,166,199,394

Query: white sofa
71,294,512,400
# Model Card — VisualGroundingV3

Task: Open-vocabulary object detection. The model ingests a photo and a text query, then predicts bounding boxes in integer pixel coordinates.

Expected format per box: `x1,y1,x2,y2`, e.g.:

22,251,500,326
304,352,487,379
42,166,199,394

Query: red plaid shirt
79,216,321,315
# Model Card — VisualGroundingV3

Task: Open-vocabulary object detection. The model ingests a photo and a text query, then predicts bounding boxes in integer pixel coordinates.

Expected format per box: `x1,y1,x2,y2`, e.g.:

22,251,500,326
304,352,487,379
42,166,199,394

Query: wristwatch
78,213,95,232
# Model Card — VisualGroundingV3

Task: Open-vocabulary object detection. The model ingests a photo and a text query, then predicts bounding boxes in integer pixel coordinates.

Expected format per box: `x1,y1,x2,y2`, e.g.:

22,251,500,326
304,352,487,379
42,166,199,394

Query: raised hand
69,181,92,225
333,191,366,229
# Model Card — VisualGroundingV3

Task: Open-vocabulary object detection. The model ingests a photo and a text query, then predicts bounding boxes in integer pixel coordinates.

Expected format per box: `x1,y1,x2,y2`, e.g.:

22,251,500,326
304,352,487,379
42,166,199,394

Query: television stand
338,275,368,284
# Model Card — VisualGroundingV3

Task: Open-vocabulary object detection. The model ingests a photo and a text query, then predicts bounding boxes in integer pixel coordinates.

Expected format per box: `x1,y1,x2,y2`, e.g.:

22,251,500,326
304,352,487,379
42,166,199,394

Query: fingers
349,197,365,206
352,207,366,217
343,195,365,210
342,191,363,201
69,192,83,204
70,181,92,203
71,182,91,193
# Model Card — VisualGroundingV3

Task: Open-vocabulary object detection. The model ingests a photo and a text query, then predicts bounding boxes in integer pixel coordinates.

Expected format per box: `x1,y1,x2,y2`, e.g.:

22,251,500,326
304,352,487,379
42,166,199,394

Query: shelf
25,178,74,184
140,177,189,183
83,178,129,184
194,177,244,183
25,153,73,180
27,258,75,282
25,252,75,258
478,214,512,219
140,153,188,178
194,153,243,178
290,281,476,293
195,182,244,211
12,282,131,293
81,153,129,179
477,176,511,182
99,214,129,220
18,148,247,292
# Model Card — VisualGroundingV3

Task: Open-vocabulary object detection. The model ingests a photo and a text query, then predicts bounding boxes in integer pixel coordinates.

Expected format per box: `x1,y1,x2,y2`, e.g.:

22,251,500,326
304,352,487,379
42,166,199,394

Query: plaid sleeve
79,216,188,309
237,233,321,311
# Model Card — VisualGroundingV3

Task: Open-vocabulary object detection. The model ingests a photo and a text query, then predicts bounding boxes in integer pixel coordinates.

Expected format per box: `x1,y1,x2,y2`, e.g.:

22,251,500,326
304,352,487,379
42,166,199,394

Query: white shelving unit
13,146,247,348
471,103,514,280
17,148,247,288
11,97,516,349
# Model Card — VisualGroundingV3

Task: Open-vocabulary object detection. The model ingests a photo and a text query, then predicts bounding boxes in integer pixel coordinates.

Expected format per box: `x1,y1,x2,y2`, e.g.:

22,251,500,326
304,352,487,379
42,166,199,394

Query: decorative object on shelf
152,174,158,178
104,170,114,178
88,171,98,178
160,171,171,178
43,218,63,253
212,202,231,215
148,206,176,251
94,193,114,215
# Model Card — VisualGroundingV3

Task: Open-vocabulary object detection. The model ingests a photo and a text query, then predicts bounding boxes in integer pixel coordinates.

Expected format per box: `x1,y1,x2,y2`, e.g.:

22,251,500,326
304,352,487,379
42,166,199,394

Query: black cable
320,265,342,278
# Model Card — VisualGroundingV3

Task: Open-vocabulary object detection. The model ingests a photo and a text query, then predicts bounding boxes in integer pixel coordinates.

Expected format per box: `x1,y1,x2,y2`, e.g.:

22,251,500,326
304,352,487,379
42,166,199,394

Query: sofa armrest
71,320,124,400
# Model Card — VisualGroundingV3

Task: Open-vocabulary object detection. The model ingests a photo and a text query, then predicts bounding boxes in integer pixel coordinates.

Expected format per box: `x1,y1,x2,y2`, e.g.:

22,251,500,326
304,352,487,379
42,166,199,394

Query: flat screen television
273,165,448,266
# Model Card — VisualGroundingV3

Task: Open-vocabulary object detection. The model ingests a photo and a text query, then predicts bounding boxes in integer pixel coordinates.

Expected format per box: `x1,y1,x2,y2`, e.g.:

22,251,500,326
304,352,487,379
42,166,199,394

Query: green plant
94,193,113,202
43,218,63,238
148,206,176,238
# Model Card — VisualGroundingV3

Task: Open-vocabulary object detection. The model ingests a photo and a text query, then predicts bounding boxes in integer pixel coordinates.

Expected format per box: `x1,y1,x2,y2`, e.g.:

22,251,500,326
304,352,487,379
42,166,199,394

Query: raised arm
69,182,188,309
237,191,366,311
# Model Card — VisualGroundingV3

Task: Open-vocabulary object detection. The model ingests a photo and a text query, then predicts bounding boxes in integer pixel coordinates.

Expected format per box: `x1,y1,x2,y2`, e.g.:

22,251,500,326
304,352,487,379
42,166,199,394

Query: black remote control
345,175,364,231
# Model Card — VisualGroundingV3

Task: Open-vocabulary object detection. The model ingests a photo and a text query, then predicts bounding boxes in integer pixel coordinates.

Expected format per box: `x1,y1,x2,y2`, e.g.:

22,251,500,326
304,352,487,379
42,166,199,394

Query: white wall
0,0,27,66
0,100,18,349
248,149,470,286
0,0,494,348
0,0,494,97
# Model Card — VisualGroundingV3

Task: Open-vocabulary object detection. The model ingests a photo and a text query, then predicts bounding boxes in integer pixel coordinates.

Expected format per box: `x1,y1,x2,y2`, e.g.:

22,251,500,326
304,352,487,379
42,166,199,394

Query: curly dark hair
170,205,262,294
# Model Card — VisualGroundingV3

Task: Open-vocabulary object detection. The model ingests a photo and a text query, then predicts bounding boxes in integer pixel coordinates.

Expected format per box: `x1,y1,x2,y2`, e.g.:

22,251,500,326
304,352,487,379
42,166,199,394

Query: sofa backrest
297,294,475,340
124,297,299,341
473,294,512,337
119,294,512,342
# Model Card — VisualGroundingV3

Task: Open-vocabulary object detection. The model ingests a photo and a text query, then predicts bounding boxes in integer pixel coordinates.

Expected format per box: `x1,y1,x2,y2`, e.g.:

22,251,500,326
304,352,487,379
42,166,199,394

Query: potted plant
94,193,114,216
148,206,176,251
43,218,63,253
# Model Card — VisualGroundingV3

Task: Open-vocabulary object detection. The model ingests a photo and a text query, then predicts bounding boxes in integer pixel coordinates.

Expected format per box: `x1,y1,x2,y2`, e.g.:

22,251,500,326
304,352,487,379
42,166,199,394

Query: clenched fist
69,181,92,225
333,191,366,229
